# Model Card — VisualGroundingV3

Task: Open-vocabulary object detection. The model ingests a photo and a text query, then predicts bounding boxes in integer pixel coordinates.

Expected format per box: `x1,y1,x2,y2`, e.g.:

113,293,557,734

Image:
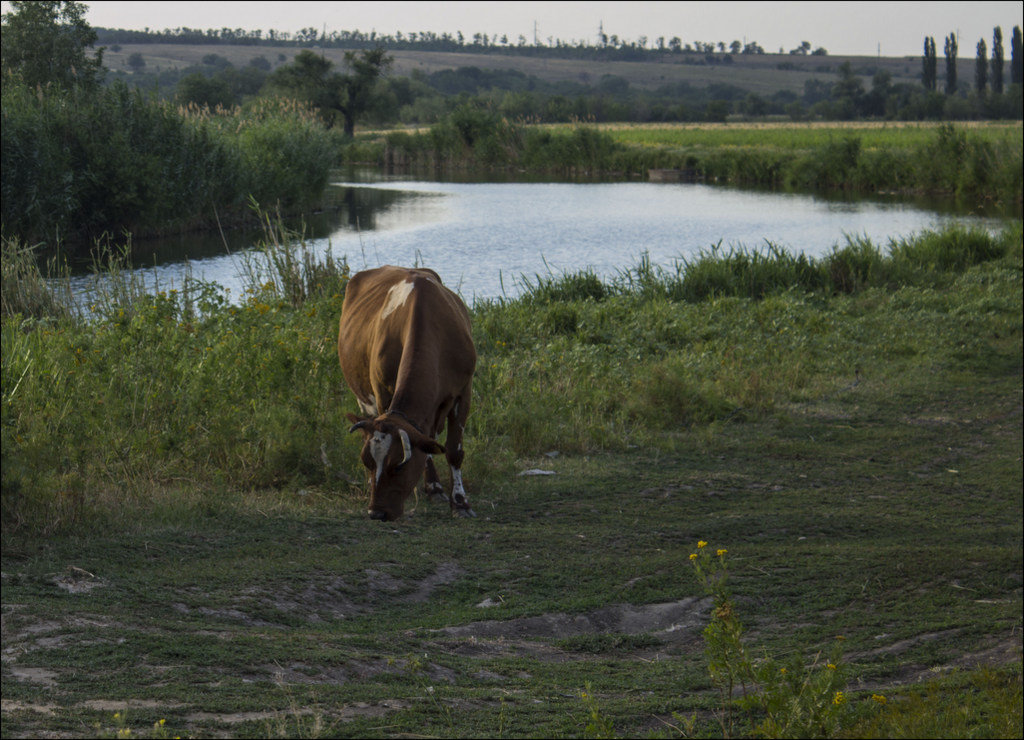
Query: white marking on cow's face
369,431,393,484
381,280,415,320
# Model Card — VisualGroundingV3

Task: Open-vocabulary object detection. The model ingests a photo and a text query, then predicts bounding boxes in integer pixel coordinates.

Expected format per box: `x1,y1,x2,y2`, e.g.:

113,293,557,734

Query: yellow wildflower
827,663,837,670
697,540,708,549
689,553,698,561
833,691,846,705
717,548,727,556
871,694,887,705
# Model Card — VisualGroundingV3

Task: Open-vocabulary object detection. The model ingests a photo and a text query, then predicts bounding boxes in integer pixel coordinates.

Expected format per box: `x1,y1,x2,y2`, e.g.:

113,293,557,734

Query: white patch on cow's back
381,279,415,320
358,398,379,416
370,431,393,484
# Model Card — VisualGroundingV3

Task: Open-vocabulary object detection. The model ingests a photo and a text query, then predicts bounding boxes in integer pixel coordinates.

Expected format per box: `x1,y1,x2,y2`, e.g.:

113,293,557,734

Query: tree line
922,26,1022,95
94,23,818,62
118,48,1021,127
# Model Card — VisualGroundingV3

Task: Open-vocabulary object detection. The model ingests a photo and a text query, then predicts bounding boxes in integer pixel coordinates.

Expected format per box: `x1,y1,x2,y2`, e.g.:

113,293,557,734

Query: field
103,42,932,96
2,224,1021,738
593,119,1024,148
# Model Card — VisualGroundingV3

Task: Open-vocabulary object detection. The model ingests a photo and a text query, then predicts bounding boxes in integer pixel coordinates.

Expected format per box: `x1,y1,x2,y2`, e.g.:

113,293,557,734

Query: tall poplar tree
976,38,988,92
991,26,1004,94
922,36,938,90
1009,25,1021,85
944,33,958,94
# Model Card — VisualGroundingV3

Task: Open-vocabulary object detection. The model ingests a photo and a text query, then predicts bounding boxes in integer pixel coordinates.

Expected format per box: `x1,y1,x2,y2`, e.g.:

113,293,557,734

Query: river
69,171,1011,306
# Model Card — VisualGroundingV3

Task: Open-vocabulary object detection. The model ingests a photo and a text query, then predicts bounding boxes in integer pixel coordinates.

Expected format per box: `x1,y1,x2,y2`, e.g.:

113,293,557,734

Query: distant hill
100,42,943,98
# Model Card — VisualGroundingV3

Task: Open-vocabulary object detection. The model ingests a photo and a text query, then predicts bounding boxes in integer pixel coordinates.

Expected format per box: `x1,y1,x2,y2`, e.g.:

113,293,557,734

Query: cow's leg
423,457,449,504
445,386,475,518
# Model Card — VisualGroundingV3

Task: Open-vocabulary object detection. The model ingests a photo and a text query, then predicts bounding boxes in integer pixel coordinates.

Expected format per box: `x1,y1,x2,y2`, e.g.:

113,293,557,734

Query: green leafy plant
690,541,850,738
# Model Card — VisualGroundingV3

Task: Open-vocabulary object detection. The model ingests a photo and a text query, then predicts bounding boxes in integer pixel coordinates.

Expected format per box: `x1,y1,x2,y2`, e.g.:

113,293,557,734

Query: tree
1012,26,1023,85
991,26,1004,94
0,0,104,90
831,61,865,118
975,38,988,92
922,36,938,91
862,69,892,117
944,33,957,95
126,52,145,73
176,72,235,109
264,48,392,137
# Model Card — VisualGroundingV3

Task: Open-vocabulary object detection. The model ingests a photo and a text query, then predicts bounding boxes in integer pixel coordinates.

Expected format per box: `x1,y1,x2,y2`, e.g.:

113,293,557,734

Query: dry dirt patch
437,596,711,641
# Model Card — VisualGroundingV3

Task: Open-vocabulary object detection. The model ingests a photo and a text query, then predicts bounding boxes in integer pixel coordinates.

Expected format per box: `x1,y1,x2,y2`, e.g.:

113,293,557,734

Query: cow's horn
349,420,370,433
398,429,413,467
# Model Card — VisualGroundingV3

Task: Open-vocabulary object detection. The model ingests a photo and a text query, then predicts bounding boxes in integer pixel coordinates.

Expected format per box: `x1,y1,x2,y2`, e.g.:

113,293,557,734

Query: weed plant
689,540,849,738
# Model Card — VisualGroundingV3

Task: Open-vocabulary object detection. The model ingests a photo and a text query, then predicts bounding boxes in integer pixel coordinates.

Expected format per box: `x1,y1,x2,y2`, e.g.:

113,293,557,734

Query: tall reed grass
1,81,339,252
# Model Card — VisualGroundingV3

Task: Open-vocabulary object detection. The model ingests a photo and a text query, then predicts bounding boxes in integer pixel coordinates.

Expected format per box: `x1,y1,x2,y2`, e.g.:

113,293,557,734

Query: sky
0,1,1017,58
60,1,1021,58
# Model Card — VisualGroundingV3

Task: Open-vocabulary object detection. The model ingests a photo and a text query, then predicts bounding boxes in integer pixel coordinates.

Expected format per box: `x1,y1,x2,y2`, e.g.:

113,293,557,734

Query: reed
1,81,338,254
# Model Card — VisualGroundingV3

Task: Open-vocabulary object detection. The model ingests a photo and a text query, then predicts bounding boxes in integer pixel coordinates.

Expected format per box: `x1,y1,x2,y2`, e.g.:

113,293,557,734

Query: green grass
599,120,1024,150
1,220,1021,737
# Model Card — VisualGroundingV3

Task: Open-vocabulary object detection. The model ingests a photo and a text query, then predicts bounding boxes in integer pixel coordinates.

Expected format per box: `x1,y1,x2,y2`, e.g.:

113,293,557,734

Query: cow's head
347,413,444,521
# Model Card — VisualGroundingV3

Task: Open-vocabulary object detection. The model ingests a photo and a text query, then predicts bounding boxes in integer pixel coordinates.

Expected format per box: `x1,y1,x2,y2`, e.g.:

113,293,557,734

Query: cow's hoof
454,507,477,518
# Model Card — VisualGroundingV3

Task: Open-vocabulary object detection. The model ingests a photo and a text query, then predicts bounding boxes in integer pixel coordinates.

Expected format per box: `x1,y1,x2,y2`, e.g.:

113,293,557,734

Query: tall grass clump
218,98,341,208
372,105,625,175
1,81,338,254
1,236,75,320
239,203,351,308
675,240,827,301
1,227,354,535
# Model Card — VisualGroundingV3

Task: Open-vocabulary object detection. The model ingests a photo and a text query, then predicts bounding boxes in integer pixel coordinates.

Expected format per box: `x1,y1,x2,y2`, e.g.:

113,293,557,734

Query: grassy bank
0,82,340,252
2,220,1021,530
350,116,1023,206
1,221,1021,737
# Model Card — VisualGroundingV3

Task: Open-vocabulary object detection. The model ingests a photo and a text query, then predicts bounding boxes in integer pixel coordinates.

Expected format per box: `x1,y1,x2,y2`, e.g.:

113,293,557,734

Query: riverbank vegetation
348,112,1023,207
0,80,339,250
3,219,1020,532
2,219,1021,737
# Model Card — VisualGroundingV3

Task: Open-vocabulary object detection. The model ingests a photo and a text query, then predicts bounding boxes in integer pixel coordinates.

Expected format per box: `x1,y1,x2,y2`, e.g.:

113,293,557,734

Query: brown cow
338,266,477,521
